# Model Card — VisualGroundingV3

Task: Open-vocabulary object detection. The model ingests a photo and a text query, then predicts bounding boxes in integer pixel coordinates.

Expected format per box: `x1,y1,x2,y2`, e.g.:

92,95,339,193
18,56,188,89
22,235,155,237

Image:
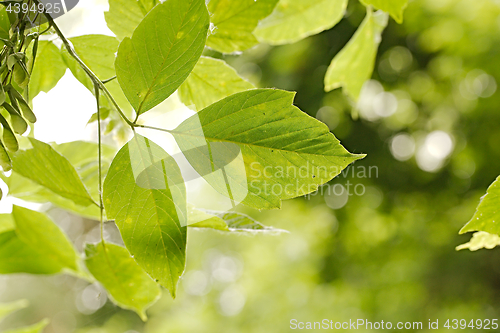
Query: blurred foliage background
2,0,500,332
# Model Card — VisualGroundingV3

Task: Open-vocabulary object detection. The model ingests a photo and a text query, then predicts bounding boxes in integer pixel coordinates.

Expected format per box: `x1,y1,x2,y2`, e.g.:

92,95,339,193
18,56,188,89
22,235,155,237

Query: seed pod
13,63,29,88
0,186,3,201
0,63,7,75
0,84,5,106
7,86,36,123
7,53,24,70
0,140,11,172
0,114,18,152
2,103,27,134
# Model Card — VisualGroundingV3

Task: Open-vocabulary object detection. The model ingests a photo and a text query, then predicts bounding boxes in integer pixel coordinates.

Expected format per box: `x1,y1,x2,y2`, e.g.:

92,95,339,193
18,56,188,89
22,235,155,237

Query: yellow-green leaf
178,57,255,110
324,10,388,101
85,242,161,321
115,0,209,115
254,0,348,45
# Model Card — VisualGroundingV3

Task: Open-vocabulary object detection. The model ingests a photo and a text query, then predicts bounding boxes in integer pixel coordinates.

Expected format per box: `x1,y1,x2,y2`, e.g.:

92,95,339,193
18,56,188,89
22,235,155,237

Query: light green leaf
178,56,255,110
0,230,63,274
61,35,132,117
12,206,80,272
0,8,10,41
0,214,14,234
105,0,159,41
254,0,348,45
456,232,500,251
173,89,363,210
103,134,187,297
3,142,116,220
29,41,66,100
360,0,408,24
207,0,279,53
189,207,287,234
11,138,95,207
115,0,209,115
324,10,388,101
85,242,161,321
461,176,500,235
0,299,29,322
2,319,49,333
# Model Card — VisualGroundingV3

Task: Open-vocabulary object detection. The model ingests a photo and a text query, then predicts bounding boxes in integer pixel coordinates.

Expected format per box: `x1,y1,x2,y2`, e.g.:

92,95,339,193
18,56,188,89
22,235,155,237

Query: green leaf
456,232,500,251
115,0,209,115
254,0,348,45
0,8,10,41
61,35,132,117
29,41,66,100
84,242,161,321
0,214,14,234
178,56,255,110
360,0,408,24
105,0,159,41
324,10,388,101
11,138,95,207
0,299,29,322
0,230,62,274
103,134,187,297
2,319,49,333
173,89,363,210
12,206,80,272
189,207,287,233
2,142,116,220
206,0,279,53
461,176,500,235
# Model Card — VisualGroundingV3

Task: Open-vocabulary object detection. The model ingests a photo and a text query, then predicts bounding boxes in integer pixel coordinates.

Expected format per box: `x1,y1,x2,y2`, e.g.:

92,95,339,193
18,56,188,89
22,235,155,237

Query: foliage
0,0,401,325
1,0,498,329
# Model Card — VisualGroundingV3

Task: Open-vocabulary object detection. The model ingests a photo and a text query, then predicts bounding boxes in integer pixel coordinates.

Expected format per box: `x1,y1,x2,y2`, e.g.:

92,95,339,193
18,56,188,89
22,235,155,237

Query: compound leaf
115,0,209,115
103,134,187,297
85,242,161,321
324,10,388,101
254,0,348,45
178,56,254,110
173,89,363,210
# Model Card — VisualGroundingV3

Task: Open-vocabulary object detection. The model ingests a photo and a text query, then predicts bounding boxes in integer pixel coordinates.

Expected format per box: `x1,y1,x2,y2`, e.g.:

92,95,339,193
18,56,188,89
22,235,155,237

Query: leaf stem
33,0,135,129
94,84,105,246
